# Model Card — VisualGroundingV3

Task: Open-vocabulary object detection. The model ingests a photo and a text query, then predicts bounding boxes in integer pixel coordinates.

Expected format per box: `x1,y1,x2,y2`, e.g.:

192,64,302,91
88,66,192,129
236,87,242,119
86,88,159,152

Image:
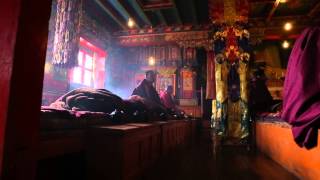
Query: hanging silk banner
52,0,82,67
206,51,216,99
209,0,251,142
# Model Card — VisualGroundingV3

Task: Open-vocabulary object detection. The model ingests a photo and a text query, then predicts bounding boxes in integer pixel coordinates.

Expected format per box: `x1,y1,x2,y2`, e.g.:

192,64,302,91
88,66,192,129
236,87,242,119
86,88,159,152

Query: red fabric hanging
206,51,216,99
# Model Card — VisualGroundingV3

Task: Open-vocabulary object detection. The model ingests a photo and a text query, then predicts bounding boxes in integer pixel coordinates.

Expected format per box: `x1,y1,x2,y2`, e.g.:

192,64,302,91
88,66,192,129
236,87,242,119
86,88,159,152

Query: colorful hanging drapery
52,0,82,67
211,25,251,140
208,0,249,24
206,51,216,99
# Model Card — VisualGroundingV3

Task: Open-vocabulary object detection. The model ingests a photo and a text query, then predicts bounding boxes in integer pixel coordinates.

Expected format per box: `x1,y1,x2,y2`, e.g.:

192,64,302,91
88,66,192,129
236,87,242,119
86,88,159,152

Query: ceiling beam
189,0,198,24
250,0,275,3
117,0,141,28
129,0,152,27
308,1,320,18
84,0,119,32
251,15,312,28
172,0,182,25
173,9,182,25
266,0,281,22
94,0,128,30
156,10,168,26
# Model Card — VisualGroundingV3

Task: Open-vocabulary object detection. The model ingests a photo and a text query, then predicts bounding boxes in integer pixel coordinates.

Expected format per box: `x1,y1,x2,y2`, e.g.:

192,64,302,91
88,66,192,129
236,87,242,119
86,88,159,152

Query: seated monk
249,66,274,113
132,70,162,105
127,95,168,121
160,85,186,119
160,85,176,110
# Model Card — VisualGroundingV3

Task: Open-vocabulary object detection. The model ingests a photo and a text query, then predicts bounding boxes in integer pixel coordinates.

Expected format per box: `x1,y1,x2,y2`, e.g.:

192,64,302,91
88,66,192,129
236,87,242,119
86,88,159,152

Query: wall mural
156,67,177,95
180,68,196,99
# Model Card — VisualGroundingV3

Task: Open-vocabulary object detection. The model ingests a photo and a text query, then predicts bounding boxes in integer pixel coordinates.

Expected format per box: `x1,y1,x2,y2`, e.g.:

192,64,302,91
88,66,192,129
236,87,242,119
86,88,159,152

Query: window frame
70,37,107,88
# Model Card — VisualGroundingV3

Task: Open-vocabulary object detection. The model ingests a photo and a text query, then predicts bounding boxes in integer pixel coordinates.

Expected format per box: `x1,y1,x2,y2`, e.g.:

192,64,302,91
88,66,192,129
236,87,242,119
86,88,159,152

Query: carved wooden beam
116,30,210,47
266,0,280,22
114,24,212,36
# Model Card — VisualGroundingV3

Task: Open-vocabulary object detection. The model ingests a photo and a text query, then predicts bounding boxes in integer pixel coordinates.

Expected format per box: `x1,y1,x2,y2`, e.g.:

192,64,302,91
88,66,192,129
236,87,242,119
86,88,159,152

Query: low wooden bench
39,130,86,160
87,123,162,180
37,119,200,180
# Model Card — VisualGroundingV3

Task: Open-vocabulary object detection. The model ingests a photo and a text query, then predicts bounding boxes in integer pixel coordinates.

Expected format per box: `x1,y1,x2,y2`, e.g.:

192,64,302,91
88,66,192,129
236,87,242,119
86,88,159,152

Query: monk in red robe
160,85,186,119
132,70,162,105
160,85,176,109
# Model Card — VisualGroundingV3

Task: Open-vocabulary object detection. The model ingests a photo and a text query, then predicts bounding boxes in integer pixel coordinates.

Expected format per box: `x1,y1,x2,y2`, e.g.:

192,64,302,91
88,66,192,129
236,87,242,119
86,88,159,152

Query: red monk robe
160,86,176,109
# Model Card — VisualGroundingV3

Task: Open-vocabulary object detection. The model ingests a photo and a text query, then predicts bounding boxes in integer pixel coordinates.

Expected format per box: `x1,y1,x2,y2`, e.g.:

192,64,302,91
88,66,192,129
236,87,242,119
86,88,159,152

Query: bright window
72,50,94,86
73,67,82,84
78,51,83,66
85,54,93,69
70,37,107,88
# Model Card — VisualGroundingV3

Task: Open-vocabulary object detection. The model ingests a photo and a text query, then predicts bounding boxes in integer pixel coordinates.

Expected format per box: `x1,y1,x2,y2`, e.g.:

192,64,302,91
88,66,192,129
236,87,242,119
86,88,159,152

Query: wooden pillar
0,0,51,179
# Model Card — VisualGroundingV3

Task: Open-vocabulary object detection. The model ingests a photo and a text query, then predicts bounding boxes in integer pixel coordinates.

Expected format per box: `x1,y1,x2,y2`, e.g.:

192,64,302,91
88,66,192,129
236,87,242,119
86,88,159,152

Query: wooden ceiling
84,0,320,38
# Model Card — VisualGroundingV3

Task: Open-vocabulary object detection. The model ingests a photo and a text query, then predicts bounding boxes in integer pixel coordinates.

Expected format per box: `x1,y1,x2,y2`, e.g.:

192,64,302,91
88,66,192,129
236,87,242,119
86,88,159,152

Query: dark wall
195,48,212,120
253,40,293,69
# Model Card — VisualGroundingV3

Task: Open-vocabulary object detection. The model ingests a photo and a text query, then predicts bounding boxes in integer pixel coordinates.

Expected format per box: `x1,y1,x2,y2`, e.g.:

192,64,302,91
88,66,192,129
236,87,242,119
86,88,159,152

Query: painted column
209,0,251,142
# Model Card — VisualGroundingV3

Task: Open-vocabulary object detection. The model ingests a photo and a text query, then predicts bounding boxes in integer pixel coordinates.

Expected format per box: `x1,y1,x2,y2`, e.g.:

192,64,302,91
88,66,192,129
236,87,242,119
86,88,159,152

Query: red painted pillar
0,0,51,179
0,0,21,177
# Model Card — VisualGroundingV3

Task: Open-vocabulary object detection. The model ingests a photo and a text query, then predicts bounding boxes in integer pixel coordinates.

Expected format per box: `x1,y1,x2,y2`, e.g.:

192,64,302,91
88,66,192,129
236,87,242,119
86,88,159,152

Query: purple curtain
281,26,320,148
